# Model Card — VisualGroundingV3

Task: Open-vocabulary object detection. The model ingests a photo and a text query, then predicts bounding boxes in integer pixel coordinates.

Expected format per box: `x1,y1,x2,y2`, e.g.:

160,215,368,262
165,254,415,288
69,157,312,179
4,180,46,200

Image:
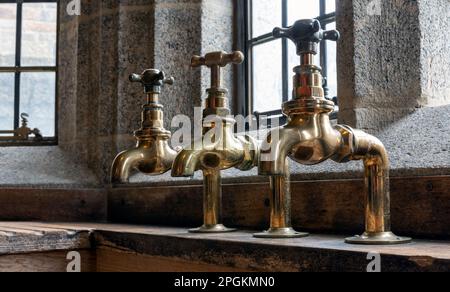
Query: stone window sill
0,146,99,188
0,105,448,188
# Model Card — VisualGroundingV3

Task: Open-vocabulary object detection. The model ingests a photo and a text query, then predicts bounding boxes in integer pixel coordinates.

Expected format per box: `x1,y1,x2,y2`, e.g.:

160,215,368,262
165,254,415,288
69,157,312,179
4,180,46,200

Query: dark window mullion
13,0,23,129
320,0,328,95
281,0,289,102
247,0,254,116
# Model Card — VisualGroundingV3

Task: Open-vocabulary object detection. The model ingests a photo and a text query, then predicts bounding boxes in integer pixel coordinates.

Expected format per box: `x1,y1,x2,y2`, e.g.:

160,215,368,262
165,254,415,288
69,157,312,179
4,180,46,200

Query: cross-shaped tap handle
129,69,174,93
273,19,340,55
191,51,244,89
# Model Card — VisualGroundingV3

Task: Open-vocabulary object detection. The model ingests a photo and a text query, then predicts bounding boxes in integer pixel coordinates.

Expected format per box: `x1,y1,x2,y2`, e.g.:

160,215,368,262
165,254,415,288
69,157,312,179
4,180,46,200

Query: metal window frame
236,0,336,118
0,0,59,146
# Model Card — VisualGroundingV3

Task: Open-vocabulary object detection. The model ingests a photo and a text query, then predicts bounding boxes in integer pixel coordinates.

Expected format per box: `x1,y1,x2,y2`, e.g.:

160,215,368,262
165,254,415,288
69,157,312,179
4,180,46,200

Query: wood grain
0,222,92,255
108,176,450,239
0,250,96,272
0,188,107,222
96,246,251,272
0,223,449,272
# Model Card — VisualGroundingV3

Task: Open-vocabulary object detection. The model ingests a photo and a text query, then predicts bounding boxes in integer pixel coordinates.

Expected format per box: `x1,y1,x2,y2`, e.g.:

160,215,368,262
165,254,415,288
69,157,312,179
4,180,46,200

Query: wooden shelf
1,223,449,272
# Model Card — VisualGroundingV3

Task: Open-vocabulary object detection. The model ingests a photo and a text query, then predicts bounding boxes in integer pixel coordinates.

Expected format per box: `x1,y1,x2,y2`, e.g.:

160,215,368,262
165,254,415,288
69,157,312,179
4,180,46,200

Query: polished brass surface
0,113,42,143
172,51,259,233
111,69,178,184
256,19,411,244
254,159,309,239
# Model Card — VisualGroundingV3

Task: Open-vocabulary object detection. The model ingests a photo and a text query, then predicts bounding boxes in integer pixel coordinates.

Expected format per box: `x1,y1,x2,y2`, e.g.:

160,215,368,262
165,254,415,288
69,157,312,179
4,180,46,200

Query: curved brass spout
172,51,259,233
112,135,177,183
111,69,177,184
172,118,258,233
255,19,411,244
172,119,254,177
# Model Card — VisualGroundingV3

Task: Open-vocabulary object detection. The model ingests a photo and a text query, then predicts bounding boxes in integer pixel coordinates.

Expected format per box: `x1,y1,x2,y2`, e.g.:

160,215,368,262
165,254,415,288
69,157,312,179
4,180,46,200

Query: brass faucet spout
173,51,258,233
111,148,144,184
111,69,177,185
171,149,202,177
255,19,410,244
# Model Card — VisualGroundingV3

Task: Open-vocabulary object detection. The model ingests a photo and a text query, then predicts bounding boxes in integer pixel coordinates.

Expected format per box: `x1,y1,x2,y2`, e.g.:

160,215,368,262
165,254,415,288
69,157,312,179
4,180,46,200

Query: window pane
0,4,17,66
252,0,282,38
288,0,320,24
326,22,337,101
253,40,283,113
0,73,15,131
21,3,57,66
20,72,55,137
326,0,336,13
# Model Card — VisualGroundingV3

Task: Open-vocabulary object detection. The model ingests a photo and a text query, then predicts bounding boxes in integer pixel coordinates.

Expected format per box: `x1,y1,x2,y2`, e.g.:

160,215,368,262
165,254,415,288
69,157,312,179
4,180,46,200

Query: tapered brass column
255,159,309,238
194,170,225,232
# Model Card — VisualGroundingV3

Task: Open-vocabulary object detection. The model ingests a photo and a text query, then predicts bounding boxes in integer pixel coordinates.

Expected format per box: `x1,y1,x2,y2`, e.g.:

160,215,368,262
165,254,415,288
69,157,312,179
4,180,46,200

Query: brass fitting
0,113,42,143
256,19,411,245
111,69,178,184
172,51,259,233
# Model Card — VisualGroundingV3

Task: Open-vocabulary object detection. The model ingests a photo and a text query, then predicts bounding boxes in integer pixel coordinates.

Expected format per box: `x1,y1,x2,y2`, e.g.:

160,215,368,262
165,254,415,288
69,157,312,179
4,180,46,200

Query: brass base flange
253,227,309,239
189,224,237,234
345,232,412,245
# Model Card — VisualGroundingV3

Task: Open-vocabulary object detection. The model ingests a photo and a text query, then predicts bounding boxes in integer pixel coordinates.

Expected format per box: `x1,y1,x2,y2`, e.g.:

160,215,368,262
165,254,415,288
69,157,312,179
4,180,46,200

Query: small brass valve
191,51,244,117
111,69,178,183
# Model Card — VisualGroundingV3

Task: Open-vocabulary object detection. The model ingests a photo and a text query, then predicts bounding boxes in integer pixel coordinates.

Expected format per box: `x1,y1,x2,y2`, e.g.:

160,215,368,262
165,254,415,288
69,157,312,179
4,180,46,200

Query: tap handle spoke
191,51,244,68
273,19,340,55
191,51,244,91
129,69,174,93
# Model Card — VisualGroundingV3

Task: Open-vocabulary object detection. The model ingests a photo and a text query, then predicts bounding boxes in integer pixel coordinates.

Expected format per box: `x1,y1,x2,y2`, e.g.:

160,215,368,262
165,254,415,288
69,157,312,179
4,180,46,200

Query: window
0,0,58,145
236,0,337,119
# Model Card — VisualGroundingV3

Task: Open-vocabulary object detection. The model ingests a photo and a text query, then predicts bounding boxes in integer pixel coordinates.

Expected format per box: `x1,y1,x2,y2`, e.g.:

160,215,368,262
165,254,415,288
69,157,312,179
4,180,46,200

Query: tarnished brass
172,51,259,233
111,69,178,184
0,113,42,143
256,19,411,245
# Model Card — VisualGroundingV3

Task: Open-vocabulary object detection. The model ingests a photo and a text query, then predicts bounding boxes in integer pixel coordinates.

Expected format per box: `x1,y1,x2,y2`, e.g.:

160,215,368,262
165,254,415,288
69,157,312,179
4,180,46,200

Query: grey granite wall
336,0,450,132
418,0,450,107
57,0,234,184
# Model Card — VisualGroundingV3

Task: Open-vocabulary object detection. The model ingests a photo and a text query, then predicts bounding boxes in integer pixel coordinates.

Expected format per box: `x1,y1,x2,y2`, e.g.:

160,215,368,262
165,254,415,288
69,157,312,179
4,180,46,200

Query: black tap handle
129,69,174,93
273,19,340,55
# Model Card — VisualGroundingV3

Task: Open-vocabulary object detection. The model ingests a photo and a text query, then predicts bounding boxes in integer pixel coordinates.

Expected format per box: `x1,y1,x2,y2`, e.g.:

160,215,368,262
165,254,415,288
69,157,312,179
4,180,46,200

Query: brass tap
172,51,259,233
256,19,411,245
111,69,178,184
0,113,43,143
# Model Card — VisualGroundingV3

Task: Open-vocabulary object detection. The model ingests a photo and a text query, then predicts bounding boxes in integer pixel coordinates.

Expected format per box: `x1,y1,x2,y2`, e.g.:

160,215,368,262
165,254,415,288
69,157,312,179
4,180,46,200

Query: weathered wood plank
0,188,107,222
0,223,449,272
108,176,450,239
93,228,450,272
0,224,92,255
0,250,96,272
96,246,250,272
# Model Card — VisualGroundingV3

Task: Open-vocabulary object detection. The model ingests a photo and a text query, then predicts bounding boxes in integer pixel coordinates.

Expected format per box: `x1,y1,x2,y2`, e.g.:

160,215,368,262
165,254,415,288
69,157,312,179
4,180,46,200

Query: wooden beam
0,189,107,222
108,176,450,239
0,250,96,272
0,223,449,272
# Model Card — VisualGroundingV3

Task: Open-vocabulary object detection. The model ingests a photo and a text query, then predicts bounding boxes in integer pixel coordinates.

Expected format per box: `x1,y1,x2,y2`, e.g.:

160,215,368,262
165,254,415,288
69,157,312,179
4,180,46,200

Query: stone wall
418,0,450,107
337,0,450,132
58,0,233,183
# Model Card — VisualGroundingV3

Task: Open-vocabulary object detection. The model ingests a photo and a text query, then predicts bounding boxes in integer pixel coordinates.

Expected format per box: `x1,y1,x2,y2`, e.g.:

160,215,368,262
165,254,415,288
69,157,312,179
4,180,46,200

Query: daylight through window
0,0,58,143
